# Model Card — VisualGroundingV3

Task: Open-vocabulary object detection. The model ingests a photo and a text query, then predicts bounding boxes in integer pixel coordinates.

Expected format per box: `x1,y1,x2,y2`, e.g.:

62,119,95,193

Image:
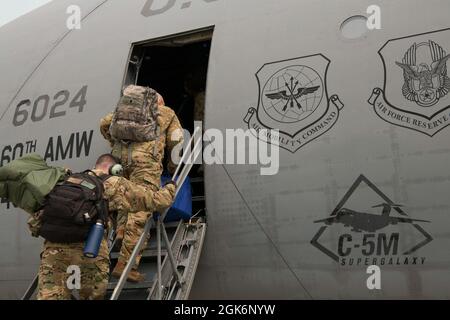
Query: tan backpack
110,85,160,142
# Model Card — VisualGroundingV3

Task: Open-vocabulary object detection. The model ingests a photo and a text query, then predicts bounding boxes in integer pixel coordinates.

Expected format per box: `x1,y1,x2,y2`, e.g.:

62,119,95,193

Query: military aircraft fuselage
1,0,450,299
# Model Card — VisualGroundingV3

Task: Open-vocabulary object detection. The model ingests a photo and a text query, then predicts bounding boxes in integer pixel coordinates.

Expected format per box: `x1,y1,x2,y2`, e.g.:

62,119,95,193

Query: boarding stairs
108,127,206,300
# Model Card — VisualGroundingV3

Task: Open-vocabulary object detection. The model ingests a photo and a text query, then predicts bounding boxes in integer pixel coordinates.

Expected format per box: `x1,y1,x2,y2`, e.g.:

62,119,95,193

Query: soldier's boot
111,261,146,283
127,269,145,283
111,261,125,278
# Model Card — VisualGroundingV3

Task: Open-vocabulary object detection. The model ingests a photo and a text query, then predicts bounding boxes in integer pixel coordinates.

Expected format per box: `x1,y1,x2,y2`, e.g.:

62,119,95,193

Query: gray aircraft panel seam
217,162,315,300
202,128,314,299
0,0,111,122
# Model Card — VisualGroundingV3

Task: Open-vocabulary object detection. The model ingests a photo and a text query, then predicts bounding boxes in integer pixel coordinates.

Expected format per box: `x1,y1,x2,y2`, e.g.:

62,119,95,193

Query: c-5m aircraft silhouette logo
265,77,320,112
311,174,433,262
314,203,430,233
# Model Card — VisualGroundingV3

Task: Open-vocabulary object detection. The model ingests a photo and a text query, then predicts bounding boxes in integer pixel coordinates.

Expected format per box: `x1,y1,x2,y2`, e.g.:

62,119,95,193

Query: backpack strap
141,87,150,112
98,174,112,182
128,142,133,168
82,170,109,225
148,89,160,158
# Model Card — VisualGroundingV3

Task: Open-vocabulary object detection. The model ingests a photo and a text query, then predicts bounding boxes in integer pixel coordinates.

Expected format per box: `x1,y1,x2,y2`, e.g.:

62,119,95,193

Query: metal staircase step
110,249,167,260
192,196,205,202
150,221,180,229
147,221,207,300
107,280,154,291
189,177,204,183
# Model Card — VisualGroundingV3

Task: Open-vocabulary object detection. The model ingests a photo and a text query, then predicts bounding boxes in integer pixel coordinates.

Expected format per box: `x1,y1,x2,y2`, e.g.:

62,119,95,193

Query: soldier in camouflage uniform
29,154,176,300
100,86,184,282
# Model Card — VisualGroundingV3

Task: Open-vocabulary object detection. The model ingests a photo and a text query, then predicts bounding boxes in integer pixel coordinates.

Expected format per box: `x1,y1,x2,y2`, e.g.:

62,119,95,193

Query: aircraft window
340,15,368,40
124,28,213,218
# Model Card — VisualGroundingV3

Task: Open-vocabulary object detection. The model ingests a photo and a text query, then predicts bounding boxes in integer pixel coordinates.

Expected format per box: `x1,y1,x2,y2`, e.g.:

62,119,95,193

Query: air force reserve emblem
369,28,450,136
243,55,344,153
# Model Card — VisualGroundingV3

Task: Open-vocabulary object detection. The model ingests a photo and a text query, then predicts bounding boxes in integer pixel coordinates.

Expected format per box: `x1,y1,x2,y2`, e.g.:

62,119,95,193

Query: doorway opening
124,28,213,218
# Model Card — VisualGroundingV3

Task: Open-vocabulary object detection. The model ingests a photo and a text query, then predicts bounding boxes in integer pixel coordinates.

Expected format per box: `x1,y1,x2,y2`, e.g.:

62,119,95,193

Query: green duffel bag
0,154,66,213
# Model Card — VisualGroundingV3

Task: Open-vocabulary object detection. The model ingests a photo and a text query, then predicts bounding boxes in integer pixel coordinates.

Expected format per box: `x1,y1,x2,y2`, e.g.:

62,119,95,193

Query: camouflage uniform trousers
37,239,109,300
115,164,161,270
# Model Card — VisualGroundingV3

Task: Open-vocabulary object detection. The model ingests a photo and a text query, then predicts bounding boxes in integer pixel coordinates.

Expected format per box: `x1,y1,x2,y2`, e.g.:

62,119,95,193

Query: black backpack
38,171,109,243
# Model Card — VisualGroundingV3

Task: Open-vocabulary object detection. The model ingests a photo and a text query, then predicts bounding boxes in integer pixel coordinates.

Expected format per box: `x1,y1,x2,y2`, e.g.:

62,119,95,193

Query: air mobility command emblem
369,28,450,136
244,55,344,153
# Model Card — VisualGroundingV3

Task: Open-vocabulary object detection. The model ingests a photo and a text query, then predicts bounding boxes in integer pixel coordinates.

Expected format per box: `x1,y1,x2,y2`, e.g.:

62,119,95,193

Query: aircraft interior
124,29,213,220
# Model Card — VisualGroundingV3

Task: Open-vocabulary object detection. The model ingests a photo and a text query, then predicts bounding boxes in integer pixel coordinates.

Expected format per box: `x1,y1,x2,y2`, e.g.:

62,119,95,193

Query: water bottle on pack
83,220,105,258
